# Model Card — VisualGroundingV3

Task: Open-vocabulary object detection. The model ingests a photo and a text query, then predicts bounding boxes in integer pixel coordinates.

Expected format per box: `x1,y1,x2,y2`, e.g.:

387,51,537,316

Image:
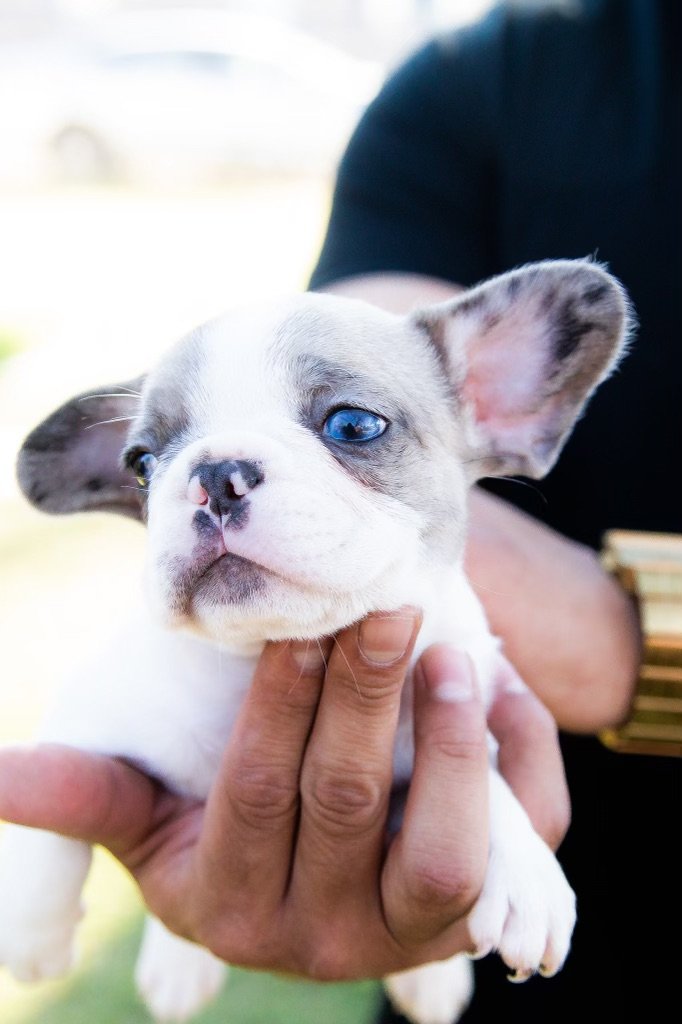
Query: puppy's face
18,261,631,646
125,296,463,642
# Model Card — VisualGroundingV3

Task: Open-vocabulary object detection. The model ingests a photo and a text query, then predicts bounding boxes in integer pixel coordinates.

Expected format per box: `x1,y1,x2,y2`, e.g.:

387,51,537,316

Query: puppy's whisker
109,385,143,397
78,391,142,401
272,638,294,662
332,635,364,702
467,577,515,599
84,415,138,430
316,638,329,674
494,477,549,504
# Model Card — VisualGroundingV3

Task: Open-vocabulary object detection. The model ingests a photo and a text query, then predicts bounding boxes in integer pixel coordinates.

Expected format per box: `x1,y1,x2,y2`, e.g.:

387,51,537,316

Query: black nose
195,459,264,518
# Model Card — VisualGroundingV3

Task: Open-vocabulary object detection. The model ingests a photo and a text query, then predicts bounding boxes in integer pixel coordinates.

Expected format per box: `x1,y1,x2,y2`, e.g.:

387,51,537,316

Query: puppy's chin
192,552,269,606
151,551,384,649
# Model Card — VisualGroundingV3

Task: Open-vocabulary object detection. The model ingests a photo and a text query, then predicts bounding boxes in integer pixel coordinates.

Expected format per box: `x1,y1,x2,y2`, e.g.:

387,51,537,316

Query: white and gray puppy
0,260,630,1024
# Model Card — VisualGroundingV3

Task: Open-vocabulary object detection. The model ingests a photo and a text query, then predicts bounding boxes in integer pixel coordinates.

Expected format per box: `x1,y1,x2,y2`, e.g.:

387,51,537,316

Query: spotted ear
412,259,632,480
17,378,146,519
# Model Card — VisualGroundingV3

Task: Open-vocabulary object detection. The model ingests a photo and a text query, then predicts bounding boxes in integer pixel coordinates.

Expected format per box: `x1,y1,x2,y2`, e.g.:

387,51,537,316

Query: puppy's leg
135,916,227,1023
384,955,474,1024
467,768,576,979
0,824,92,981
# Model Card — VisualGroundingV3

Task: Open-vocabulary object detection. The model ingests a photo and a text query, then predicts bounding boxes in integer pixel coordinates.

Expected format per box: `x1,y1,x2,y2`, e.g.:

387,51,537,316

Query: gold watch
599,530,682,756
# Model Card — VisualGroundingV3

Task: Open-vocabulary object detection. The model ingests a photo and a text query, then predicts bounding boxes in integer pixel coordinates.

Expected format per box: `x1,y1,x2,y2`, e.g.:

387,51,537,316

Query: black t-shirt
310,0,681,1018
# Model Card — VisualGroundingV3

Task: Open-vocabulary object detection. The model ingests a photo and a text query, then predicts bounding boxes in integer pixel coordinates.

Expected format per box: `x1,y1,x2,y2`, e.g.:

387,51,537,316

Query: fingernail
507,968,534,984
290,641,327,674
358,609,418,666
422,648,476,702
465,944,492,961
494,654,528,695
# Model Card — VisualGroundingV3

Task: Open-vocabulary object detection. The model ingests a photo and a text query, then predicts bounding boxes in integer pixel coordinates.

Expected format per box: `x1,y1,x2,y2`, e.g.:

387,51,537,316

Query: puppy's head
18,260,631,646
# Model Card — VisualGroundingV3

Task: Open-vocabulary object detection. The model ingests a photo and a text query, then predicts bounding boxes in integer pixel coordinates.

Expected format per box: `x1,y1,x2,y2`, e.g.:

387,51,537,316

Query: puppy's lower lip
197,550,274,582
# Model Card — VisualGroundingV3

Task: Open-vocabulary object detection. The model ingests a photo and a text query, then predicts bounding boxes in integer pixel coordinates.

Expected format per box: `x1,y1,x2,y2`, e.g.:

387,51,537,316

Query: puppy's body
0,261,631,1024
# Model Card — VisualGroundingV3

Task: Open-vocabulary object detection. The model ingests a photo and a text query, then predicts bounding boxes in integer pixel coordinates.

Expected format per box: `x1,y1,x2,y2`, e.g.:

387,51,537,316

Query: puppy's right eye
128,451,158,488
323,408,388,443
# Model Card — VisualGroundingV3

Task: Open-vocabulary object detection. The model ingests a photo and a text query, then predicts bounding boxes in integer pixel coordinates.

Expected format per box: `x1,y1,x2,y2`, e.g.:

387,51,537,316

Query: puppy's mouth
182,505,280,600
191,550,272,606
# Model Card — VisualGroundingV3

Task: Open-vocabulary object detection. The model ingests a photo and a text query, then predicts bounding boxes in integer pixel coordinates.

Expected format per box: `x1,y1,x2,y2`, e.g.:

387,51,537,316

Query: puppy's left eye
323,408,388,443
128,451,158,487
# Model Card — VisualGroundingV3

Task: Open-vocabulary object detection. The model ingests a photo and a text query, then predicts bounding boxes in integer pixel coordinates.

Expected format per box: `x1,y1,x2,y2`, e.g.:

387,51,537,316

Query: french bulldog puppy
0,260,630,1024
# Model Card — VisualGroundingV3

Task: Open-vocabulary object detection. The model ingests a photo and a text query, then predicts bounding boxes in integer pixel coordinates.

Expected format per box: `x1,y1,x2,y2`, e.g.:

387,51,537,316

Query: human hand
0,610,568,980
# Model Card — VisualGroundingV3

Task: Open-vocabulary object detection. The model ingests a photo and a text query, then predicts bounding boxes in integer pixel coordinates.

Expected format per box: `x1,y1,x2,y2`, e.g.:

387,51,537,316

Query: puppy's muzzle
189,459,264,519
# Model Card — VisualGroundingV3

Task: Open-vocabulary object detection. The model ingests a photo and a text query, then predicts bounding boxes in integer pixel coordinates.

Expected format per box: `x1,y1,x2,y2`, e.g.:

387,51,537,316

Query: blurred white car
0,10,384,185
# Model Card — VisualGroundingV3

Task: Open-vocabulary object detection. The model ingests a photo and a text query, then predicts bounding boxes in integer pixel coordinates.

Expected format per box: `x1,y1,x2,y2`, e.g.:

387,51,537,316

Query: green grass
5,919,382,1024
0,329,26,363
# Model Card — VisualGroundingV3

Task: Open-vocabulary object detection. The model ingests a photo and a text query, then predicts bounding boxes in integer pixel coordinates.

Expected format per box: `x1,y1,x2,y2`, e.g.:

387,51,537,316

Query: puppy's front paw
135,917,227,1023
468,824,576,980
0,826,93,983
0,912,80,983
384,956,474,1024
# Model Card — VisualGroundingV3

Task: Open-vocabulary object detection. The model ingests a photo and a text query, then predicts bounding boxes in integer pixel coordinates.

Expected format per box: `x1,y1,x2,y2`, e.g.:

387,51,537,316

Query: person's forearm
319,272,641,733
465,489,640,732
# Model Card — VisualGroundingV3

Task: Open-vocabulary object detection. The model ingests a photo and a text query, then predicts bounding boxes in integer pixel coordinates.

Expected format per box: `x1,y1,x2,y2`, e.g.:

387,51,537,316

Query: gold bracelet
599,530,682,756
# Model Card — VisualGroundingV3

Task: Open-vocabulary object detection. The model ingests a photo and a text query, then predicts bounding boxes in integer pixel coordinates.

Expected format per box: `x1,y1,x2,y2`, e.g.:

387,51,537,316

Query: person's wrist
599,530,682,756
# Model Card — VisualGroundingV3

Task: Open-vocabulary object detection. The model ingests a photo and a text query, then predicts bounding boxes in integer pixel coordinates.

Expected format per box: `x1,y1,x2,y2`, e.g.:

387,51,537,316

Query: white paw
468,826,576,980
135,917,227,1023
0,912,80,983
0,825,92,983
384,956,474,1024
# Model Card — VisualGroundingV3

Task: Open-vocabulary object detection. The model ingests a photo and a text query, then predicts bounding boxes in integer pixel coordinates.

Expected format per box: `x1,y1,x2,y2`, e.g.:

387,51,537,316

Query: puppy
0,260,630,1024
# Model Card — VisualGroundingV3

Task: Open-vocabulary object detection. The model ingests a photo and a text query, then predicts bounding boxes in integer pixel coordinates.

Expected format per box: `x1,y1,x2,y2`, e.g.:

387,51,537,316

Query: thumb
0,743,160,855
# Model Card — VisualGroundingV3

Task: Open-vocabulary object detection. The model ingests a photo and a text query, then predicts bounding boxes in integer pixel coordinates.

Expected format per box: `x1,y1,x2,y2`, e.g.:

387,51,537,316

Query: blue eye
323,408,388,443
129,451,158,487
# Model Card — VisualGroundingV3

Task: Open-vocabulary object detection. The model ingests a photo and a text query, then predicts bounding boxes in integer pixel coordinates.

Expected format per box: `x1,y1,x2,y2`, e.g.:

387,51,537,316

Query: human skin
0,612,568,979
322,271,642,733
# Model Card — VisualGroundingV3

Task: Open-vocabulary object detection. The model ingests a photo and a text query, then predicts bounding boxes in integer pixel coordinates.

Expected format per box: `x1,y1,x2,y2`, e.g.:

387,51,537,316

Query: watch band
599,530,682,756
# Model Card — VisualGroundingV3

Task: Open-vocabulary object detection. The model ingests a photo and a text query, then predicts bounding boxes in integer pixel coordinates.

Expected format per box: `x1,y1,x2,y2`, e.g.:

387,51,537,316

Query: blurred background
0,1,490,1021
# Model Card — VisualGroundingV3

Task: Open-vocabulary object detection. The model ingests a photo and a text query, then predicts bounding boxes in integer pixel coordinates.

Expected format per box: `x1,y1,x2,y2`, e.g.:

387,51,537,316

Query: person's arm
318,271,641,733
0,613,568,978
466,489,640,732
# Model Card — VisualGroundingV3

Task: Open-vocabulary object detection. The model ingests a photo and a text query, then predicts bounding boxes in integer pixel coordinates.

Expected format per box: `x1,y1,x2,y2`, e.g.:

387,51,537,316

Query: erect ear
16,378,146,519
412,259,632,480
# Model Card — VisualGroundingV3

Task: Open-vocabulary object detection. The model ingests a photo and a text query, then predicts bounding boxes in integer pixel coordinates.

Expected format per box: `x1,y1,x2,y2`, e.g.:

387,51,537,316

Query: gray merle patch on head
272,304,466,560
130,332,205,460
506,274,522,299
582,283,609,304
552,296,602,362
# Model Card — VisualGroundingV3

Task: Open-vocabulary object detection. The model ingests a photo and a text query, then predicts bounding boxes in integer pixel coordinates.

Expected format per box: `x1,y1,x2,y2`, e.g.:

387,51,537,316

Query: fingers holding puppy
194,634,331,923
280,610,419,970
488,653,570,851
383,646,489,953
0,628,571,981
288,610,421,922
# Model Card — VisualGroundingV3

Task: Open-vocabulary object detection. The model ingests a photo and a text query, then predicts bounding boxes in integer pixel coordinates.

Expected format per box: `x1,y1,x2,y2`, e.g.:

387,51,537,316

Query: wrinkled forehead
135,295,440,442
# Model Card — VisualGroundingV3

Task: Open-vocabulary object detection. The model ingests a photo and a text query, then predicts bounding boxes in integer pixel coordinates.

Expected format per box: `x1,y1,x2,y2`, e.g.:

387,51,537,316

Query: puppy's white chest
42,615,258,799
